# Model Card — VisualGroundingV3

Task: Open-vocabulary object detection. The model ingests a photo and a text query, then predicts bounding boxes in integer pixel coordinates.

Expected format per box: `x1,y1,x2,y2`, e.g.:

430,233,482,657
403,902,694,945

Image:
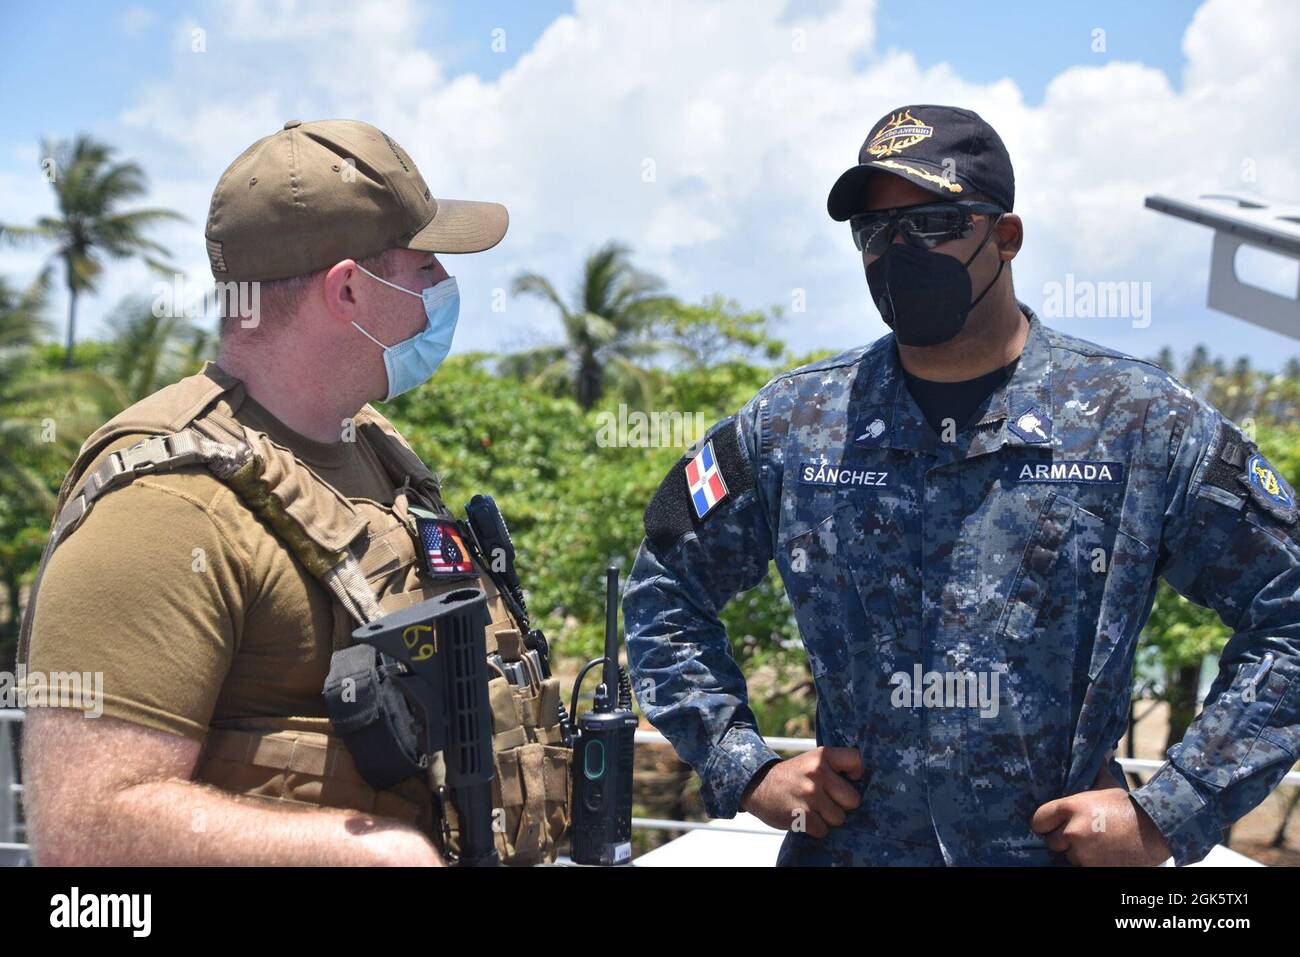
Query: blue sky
1,0,1296,370
875,1,1204,102
0,1,1204,135
0,1,576,136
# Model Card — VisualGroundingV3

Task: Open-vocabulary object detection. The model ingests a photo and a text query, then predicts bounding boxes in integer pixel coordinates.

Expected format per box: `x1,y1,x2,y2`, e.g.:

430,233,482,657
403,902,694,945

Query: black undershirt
902,357,1020,436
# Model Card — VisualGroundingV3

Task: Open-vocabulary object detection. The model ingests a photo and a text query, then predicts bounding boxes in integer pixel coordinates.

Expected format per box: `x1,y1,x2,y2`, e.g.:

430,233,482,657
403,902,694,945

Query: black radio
568,566,638,866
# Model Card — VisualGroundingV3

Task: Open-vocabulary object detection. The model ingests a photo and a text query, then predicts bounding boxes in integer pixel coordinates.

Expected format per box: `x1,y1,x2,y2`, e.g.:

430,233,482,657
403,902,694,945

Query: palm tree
1150,346,1175,375
505,242,684,410
0,270,58,512
0,272,122,657
1,135,185,368
102,295,213,403
0,271,125,500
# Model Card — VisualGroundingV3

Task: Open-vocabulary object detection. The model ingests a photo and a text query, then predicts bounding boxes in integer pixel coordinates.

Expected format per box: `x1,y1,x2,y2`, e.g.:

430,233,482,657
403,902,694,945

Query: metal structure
1145,191,1300,341
0,710,28,866
3,708,1293,866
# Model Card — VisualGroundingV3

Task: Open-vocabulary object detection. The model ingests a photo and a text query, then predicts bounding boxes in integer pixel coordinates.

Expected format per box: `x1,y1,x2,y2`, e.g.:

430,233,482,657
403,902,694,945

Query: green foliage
0,274,101,661
503,241,683,410
653,295,789,368
101,295,212,402
0,275,211,664
1148,345,1300,427
385,344,802,685
1,183,1298,748
1137,371,1300,681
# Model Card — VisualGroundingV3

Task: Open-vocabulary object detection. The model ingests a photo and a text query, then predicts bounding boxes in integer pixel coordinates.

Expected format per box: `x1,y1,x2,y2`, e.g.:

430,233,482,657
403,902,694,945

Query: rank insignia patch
1240,452,1298,524
1009,407,1051,444
856,418,887,442
416,515,478,579
685,439,729,519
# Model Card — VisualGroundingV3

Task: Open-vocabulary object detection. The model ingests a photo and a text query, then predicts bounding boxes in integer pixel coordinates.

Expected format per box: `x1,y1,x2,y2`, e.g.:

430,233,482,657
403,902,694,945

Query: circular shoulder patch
1241,452,1298,524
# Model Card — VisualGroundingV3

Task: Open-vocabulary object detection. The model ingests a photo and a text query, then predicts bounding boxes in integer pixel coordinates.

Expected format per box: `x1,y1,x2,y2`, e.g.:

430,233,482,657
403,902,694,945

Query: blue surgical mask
352,265,460,401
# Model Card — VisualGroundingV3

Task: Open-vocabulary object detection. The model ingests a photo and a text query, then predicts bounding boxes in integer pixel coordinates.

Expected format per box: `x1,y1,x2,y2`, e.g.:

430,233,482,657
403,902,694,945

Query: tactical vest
18,362,571,865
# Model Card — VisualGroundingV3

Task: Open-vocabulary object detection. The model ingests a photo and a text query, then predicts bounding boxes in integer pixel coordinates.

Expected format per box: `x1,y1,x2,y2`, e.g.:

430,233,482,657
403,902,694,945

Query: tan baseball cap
204,119,508,282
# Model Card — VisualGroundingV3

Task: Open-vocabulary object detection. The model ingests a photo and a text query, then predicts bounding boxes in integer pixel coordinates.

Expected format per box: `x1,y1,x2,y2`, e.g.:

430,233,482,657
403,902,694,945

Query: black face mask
865,217,1004,347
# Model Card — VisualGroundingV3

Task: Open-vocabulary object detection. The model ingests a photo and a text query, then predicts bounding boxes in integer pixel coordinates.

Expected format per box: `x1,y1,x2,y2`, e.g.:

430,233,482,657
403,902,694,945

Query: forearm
1148,408,1300,864
36,778,443,866
1130,641,1299,864
628,405,782,818
625,553,779,818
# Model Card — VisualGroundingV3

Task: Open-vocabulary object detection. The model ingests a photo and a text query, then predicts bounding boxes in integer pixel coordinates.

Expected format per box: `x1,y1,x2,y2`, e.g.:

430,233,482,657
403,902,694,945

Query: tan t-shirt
26,391,404,739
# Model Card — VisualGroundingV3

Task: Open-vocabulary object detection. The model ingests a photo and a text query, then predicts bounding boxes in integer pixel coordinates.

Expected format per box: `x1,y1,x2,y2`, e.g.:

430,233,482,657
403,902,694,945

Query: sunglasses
849,201,1004,255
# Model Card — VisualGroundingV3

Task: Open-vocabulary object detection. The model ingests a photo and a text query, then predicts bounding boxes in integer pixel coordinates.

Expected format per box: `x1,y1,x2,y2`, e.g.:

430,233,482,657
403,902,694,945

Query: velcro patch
1006,460,1124,484
799,462,892,488
1241,451,1297,524
415,515,478,580
645,417,756,555
685,440,729,518
1202,422,1298,525
1009,407,1052,444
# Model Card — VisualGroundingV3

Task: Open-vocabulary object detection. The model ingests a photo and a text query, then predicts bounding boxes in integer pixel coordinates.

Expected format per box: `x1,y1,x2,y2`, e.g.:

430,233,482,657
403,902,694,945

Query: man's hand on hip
739,746,863,838
1030,758,1172,866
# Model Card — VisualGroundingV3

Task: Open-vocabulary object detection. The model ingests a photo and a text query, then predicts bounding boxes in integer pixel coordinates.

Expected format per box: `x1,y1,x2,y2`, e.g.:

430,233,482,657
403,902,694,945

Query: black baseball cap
827,104,1014,220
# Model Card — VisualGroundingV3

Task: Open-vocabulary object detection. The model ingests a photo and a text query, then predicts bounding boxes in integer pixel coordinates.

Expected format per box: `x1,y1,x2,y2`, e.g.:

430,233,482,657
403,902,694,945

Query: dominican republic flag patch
685,439,729,519
416,516,477,579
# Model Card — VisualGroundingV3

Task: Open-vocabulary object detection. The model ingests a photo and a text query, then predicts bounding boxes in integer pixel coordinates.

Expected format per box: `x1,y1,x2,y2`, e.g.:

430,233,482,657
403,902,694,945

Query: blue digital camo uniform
624,304,1300,866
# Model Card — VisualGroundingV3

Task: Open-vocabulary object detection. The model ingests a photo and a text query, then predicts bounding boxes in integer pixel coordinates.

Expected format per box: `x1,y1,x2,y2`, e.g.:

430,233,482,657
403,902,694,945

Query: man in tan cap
18,120,569,866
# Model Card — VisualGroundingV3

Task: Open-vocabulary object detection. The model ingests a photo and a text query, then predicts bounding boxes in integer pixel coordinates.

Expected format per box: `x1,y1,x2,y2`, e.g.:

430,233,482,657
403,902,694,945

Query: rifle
351,587,499,867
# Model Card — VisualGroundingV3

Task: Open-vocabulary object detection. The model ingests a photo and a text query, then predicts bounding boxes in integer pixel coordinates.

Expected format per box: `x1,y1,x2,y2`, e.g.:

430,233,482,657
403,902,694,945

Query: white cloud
4,0,1298,365
118,6,157,37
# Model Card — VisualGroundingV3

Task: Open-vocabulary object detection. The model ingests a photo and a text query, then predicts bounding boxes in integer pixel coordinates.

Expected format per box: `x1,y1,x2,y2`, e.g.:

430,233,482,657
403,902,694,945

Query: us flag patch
684,439,729,519
416,516,477,579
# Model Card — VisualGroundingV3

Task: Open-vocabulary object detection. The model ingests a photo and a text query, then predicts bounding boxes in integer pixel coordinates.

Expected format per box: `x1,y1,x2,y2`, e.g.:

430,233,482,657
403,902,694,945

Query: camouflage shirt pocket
996,491,1151,681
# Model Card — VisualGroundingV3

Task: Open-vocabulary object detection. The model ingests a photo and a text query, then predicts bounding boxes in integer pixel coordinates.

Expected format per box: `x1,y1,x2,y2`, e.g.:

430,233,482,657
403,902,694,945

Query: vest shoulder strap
19,367,389,664
53,361,241,512
355,406,446,513
50,428,249,551
18,365,251,663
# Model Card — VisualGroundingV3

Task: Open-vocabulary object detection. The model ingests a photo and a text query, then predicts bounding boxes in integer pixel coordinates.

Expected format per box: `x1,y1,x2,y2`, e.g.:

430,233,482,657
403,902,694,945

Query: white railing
2,711,1296,861
0,709,27,865
629,729,1300,834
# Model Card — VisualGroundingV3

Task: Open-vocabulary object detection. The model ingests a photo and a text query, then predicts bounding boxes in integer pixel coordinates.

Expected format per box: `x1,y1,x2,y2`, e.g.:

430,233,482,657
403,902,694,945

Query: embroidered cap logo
865,110,935,158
